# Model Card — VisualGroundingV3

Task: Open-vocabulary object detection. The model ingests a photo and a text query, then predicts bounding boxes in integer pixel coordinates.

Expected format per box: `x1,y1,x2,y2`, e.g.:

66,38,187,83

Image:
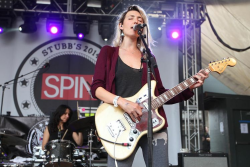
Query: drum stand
0,136,7,162
85,128,94,167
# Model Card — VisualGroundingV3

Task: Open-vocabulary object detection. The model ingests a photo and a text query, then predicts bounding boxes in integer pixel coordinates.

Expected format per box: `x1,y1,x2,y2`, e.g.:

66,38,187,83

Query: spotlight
171,30,180,39
78,33,84,39
46,18,63,34
19,23,37,33
73,21,90,39
0,16,12,33
167,28,182,40
87,0,102,8
0,0,13,10
50,26,58,34
36,0,51,5
166,20,183,40
19,13,38,33
149,18,163,40
98,22,114,41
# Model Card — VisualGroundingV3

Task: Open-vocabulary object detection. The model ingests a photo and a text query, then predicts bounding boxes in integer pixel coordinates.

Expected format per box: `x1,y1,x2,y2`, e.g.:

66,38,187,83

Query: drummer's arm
42,127,50,150
72,132,83,146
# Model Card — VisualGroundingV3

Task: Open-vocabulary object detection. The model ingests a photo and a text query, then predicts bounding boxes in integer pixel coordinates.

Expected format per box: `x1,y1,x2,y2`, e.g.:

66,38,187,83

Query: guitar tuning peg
210,61,212,63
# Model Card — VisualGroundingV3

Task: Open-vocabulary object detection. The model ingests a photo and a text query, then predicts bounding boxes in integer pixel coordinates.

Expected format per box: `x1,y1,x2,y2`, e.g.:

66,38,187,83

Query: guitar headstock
208,58,236,74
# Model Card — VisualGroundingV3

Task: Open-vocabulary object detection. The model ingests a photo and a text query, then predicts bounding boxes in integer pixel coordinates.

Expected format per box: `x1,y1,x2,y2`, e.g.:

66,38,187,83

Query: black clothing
115,56,142,97
202,133,210,153
47,125,75,145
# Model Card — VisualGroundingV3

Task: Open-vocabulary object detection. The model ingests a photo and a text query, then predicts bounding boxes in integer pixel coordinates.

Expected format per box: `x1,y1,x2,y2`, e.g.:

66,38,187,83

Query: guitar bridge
107,120,126,138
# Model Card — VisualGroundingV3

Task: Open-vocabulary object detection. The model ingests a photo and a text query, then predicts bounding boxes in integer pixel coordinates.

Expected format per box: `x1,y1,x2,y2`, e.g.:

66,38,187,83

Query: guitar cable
95,130,131,147
114,130,121,167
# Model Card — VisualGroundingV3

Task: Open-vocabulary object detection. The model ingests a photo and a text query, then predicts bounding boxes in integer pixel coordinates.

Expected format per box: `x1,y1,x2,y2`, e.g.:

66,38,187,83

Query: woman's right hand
95,87,143,122
118,97,143,122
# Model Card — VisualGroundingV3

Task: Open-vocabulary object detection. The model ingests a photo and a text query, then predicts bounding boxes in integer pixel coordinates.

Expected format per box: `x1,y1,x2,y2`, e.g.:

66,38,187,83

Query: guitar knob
129,137,134,142
133,130,137,134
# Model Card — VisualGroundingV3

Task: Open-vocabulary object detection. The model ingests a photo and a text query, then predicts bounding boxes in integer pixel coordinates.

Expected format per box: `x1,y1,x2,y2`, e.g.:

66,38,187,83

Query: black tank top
48,125,74,144
115,56,142,97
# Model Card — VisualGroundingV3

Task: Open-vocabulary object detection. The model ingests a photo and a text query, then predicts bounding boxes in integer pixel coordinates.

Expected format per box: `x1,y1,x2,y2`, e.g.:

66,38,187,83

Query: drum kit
0,116,107,167
0,132,31,166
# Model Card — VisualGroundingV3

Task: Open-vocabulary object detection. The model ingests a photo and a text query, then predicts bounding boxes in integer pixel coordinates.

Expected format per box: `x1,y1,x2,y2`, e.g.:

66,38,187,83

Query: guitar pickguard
107,120,126,138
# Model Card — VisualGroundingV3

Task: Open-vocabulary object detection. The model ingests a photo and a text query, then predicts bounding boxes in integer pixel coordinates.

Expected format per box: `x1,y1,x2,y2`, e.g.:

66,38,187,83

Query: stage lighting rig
87,0,102,8
149,18,163,40
0,0,13,10
0,16,12,34
19,23,37,33
36,0,51,5
166,20,183,40
46,18,64,34
73,21,90,39
98,22,114,41
19,13,39,33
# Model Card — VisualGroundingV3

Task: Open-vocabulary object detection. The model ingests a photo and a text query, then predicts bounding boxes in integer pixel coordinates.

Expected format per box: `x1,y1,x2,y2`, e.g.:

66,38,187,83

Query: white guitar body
95,80,165,160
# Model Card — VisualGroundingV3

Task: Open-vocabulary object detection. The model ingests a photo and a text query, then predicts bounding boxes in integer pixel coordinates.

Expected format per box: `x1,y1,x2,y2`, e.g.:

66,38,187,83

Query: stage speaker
178,153,229,167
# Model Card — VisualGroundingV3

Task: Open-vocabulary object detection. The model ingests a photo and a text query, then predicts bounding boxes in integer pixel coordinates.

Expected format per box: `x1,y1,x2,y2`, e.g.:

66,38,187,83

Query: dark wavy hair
48,104,73,132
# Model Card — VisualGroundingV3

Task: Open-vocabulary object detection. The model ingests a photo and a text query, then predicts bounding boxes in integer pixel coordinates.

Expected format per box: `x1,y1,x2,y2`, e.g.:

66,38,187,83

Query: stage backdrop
0,18,181,165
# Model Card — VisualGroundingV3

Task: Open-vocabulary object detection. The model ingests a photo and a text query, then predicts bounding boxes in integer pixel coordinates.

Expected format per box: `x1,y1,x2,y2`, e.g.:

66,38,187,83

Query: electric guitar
95,58,236,160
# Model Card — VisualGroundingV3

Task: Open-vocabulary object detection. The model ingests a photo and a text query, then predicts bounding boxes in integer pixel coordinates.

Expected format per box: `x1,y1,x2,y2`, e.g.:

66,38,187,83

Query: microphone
133,23,147,31
43,62,50,68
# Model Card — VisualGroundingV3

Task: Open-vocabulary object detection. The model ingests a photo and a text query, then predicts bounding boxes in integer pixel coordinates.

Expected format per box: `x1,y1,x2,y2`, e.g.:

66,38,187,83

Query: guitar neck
151,68,211,109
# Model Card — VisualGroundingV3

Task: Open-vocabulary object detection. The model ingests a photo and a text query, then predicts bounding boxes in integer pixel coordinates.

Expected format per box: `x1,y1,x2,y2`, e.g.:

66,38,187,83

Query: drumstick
77,101,80,120
62,129,68,140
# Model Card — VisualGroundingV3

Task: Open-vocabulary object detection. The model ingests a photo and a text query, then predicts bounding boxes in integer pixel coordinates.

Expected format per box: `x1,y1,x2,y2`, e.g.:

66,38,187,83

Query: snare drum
45,139,75,167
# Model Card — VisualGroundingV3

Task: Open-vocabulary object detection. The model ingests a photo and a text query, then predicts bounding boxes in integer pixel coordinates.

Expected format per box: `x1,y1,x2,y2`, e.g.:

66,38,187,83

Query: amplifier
178,153,229,167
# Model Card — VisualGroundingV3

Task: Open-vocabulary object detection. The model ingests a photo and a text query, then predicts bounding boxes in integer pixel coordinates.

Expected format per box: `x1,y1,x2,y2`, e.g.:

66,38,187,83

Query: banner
13,37,101,117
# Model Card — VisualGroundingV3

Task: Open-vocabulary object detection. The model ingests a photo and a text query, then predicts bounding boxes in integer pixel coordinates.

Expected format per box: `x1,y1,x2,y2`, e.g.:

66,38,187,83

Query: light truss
178,1,206,153
9,0,176,20
5,0,205,21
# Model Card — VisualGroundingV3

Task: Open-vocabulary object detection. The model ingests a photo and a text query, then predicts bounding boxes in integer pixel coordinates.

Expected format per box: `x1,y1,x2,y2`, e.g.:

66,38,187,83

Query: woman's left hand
189,70,209,90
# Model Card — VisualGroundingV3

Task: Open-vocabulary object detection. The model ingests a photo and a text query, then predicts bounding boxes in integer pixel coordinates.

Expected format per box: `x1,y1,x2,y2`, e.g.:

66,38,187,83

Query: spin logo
13,37,101,116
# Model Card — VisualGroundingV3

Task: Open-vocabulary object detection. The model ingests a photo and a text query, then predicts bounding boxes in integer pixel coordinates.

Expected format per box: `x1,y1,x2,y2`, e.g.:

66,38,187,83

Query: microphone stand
86,82,94,167
137,28,156,167
0,85,8,116
0,63,49,116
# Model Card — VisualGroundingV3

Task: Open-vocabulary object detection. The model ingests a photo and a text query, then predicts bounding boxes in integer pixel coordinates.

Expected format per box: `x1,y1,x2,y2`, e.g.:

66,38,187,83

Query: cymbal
68,116,95,132
0,132,29,146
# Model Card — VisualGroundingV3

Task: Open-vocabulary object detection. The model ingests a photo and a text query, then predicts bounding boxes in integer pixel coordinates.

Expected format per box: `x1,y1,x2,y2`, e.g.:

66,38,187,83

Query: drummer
42,104,83,150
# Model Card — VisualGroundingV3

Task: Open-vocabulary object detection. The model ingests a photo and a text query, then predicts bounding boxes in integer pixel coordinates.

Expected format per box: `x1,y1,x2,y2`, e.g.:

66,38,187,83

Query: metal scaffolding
177,2,206,152
8,0,177,19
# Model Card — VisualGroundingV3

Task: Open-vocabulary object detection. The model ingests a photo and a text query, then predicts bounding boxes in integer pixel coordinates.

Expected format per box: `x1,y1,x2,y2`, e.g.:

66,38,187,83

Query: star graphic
20,79,28,87
30,58,39,66
22,101,31,109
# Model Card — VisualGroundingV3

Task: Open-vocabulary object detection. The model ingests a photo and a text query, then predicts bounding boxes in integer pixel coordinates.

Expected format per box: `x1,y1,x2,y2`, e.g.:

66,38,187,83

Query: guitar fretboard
151,68,211,110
